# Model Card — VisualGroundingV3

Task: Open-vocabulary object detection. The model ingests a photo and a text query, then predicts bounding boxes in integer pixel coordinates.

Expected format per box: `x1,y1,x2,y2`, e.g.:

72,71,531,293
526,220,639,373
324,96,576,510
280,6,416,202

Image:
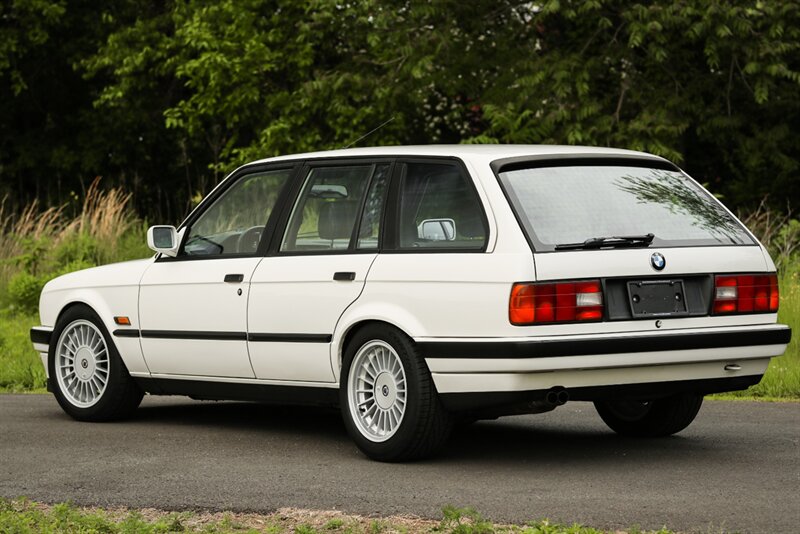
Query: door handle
333,272,356,281
224,274,244,283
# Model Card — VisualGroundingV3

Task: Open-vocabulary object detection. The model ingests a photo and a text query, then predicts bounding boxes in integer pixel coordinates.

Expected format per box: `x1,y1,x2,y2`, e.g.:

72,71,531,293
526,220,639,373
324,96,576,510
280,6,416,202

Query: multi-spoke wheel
347,340,407,442
340,324,453,462
49,305,143,421
55,320,110,408
594,393,704,437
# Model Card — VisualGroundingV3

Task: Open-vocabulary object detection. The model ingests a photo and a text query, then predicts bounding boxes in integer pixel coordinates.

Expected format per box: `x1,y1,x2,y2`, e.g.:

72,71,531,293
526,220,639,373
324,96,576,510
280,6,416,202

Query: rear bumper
418,324,791,406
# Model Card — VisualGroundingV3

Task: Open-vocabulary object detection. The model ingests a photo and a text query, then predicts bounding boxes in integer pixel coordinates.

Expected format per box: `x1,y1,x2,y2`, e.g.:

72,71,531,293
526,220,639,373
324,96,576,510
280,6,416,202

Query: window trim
383,157,490,254
156,162,300,263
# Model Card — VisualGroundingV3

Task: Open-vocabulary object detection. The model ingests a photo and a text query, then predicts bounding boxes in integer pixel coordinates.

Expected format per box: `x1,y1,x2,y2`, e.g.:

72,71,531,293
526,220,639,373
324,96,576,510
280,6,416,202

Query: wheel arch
46,289,149,375
332,317,422,384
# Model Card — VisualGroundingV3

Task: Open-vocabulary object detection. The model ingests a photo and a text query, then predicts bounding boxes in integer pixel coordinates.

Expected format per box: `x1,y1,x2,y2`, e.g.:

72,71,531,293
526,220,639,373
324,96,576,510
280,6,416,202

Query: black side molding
419,326,792,359
114,329,142,338
248,333,332,343
112,329,332,343
30,328,52,345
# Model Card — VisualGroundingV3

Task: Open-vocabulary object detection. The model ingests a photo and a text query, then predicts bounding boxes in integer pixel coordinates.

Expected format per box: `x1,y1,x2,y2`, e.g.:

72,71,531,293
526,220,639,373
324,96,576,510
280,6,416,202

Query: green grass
0,311,46,393
0,500,677,534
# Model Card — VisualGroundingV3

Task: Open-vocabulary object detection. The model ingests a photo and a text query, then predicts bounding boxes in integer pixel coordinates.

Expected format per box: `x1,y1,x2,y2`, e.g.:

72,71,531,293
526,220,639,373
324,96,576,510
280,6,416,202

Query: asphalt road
1,394,798,533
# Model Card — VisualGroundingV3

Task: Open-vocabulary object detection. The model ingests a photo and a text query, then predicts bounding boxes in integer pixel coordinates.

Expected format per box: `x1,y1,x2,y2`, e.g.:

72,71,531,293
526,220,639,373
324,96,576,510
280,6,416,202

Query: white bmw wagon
31,145,791,461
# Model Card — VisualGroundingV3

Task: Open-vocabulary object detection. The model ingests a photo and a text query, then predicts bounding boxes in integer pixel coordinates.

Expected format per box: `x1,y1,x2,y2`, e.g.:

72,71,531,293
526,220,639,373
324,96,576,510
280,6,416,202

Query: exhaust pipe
545,386,569,406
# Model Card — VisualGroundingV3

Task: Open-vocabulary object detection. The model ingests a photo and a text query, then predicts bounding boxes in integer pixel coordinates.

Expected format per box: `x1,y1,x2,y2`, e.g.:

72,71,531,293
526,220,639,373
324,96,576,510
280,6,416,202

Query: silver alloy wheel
347,340,407,442
55,319,110,408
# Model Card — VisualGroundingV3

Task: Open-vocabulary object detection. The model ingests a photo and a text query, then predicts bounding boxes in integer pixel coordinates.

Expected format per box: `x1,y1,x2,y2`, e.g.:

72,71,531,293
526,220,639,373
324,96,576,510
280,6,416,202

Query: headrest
318,201,359,240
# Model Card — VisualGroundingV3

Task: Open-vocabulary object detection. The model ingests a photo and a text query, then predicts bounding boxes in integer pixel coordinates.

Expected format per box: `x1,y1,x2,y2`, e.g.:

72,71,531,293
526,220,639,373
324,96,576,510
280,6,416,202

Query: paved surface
1,395,798,533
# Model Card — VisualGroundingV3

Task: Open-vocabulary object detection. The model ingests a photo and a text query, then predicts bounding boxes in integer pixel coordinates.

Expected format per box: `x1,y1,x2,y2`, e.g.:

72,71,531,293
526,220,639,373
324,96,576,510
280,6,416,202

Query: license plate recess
626,280,688,317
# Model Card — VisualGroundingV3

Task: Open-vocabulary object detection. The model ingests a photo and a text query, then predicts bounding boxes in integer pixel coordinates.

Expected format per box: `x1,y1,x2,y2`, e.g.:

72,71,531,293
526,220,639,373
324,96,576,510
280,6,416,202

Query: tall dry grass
0,178,147,287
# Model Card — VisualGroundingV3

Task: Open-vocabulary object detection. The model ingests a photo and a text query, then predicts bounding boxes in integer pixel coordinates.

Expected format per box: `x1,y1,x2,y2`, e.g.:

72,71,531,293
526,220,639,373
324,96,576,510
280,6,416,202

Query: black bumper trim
419,326,791,359
440,375,763,412
30,328,52,346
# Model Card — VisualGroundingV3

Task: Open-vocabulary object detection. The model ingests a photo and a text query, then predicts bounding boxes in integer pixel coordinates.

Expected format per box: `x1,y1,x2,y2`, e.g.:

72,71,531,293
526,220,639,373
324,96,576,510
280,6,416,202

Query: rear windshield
497,164,754,251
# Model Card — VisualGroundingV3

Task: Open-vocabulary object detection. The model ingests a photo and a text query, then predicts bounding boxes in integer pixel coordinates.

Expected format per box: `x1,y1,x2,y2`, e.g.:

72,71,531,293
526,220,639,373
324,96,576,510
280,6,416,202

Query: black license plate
627,280,689,317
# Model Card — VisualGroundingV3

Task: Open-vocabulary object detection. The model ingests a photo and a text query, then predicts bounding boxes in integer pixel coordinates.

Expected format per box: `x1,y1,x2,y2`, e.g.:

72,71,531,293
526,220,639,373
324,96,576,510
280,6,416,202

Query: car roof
251,144,667,165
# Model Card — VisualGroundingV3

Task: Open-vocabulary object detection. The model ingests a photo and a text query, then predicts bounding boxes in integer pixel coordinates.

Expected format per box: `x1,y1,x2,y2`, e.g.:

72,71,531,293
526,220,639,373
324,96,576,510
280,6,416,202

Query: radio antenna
342,116,395,149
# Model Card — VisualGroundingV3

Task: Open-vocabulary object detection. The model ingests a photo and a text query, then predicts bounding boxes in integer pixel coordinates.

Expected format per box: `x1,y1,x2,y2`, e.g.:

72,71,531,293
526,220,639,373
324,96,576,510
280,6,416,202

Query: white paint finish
252,144,666,166
137,338,254,377
138,257,263,378
426,344,787,374
356,252,533,339
431,358,771,394
37,263,149,375
533,246,767,281
39,353,48,378
248,254,376,382
131,372,339,389
38,258,152,327
113,336,150,374
248,342,334,382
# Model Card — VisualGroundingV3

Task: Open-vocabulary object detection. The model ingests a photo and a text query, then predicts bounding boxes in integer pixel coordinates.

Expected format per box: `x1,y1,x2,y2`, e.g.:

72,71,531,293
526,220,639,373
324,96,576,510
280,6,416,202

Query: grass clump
0,178,150,313
0,499,680,534
0,312,47,392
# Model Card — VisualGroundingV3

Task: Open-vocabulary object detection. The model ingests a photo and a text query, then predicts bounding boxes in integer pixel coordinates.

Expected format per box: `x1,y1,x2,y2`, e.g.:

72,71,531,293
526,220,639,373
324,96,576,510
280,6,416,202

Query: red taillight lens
510,280,603,325
713,273,779,315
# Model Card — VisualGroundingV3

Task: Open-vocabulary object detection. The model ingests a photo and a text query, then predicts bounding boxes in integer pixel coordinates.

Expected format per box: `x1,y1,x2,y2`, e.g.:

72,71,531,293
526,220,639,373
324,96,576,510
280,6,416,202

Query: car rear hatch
493,155,779,334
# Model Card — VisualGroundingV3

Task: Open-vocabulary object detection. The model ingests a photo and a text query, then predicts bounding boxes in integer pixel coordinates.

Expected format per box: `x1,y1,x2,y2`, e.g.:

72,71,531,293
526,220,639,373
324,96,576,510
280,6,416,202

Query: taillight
510,280,603,325
713,273,779,314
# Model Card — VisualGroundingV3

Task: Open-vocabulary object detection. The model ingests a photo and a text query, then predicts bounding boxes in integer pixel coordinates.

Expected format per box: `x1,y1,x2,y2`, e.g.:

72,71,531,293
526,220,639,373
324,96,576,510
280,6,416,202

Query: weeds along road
1,394,798,534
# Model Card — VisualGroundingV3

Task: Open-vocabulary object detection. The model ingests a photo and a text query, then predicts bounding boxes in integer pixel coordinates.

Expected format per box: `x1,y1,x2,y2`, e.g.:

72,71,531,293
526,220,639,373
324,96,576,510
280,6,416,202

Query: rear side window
280,165,383,252
396,162,487,250
497,164,754,251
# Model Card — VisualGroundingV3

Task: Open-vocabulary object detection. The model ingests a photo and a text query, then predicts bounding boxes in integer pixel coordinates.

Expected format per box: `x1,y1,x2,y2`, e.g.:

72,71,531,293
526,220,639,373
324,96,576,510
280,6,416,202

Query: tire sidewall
339,325,427,459
48,305,124,421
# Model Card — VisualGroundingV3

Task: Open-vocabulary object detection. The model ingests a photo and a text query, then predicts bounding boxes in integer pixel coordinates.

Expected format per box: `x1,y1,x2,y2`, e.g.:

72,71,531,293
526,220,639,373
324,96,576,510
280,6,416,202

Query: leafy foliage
2,1,798,221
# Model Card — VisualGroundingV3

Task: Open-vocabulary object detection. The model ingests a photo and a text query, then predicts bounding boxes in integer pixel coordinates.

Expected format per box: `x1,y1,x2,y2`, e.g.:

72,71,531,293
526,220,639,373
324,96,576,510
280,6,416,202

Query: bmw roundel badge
650,252,666,271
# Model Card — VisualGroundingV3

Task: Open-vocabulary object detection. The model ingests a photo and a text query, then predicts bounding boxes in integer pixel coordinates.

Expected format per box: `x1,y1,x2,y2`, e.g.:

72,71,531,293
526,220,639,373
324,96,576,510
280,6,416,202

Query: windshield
497,164,754,251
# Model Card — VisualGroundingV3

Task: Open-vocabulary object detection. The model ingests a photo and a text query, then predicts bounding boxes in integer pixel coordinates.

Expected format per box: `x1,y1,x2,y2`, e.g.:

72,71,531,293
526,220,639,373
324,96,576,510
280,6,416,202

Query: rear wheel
49,305,143,421
594,393,703,437
340,325,453,461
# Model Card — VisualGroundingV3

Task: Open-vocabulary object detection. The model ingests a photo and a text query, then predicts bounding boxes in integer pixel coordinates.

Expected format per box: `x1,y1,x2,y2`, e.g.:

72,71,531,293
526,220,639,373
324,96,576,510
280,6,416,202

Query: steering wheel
237,226,265,254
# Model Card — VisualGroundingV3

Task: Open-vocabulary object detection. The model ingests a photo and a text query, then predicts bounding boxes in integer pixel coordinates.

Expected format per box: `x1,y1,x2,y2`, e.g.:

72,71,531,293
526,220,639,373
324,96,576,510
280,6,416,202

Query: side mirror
418,218,456,241
147,225,182,257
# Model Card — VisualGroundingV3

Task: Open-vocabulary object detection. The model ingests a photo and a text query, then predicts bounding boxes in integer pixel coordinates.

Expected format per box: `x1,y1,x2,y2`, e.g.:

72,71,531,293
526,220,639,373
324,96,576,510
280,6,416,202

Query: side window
397,162,487,250
280,165,377,252
183,169,291,257
357,164,390,250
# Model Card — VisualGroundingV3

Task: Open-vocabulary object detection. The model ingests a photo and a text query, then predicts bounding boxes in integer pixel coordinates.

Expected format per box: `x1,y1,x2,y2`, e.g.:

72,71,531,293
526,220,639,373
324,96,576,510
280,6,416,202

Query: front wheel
340,325,453,461
49,305,143,421
594,393,704,437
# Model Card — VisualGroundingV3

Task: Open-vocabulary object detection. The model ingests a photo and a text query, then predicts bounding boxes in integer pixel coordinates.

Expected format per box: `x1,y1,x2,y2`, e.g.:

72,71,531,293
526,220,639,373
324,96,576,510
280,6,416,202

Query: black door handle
224,274,244,283
333,272,356,281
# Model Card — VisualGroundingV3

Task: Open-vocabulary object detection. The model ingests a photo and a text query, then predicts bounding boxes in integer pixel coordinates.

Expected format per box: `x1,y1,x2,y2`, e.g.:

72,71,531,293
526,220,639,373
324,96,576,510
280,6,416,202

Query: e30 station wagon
30,145,792,461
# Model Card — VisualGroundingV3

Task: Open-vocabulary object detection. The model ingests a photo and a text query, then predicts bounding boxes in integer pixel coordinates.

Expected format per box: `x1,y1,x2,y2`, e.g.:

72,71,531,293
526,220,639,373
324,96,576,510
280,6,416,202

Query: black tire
48,304,143,421
340,324,453,462
594,393,704,437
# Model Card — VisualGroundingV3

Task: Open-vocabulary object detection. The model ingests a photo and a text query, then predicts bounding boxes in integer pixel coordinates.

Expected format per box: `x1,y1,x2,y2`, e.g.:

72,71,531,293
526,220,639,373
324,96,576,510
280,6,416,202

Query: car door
138,165,294,378
247,161,392,383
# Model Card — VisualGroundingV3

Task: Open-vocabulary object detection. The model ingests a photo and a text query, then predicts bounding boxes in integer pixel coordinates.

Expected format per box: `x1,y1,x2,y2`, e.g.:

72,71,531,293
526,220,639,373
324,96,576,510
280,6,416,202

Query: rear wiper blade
554,233,655,251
